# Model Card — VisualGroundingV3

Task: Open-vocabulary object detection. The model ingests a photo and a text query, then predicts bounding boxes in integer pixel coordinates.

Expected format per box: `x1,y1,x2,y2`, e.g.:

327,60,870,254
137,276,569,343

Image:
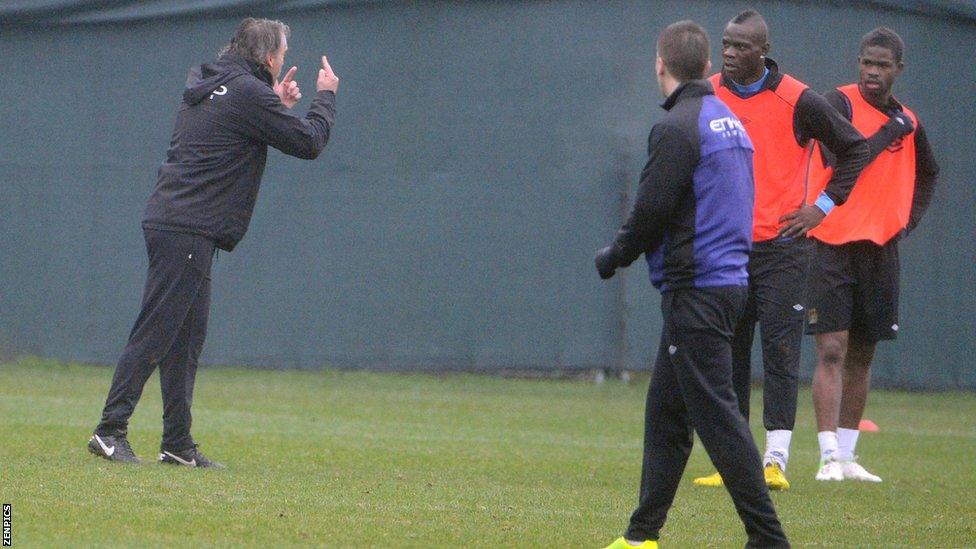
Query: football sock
818,431,838,462
764,429,792,471
836,427,860,461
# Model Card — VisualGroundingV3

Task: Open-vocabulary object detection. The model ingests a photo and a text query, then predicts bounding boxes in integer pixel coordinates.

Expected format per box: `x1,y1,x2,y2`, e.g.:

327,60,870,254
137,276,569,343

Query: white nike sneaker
839,459,882,482
815,459,843,481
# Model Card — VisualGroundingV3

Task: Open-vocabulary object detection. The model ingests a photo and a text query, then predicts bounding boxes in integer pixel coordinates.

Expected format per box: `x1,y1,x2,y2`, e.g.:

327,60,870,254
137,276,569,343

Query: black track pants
96,228,215,451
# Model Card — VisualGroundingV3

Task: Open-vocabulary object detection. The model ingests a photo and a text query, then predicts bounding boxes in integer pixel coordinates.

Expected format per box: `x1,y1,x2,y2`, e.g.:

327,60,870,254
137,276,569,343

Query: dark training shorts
805,238,900,343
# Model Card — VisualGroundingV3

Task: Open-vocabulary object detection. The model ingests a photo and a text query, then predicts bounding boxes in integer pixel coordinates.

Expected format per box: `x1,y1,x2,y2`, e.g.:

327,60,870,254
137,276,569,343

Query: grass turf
1,356,974,547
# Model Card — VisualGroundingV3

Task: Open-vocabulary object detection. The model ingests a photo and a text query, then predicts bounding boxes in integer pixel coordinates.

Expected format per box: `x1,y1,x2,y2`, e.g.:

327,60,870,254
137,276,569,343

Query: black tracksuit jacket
143,54,336,251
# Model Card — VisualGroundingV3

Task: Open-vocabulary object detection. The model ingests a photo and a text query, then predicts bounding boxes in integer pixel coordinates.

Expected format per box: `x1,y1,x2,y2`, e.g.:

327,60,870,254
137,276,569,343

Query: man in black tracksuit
596,21,788,549
87,18,338,467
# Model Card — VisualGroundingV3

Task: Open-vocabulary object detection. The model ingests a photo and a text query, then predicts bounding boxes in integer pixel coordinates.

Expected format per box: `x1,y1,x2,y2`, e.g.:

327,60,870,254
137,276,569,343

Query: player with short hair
87,18,339,467
693,9,870,491
807,27,939,482
596,19,788,549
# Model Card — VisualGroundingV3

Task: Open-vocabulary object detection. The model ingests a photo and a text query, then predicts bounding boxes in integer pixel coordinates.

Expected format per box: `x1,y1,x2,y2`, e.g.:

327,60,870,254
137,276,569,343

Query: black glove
594,246,618,280
882,111,914,140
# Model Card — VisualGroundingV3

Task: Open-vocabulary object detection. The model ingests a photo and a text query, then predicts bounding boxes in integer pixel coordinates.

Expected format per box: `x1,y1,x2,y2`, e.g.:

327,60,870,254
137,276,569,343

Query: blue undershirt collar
730,66,770,98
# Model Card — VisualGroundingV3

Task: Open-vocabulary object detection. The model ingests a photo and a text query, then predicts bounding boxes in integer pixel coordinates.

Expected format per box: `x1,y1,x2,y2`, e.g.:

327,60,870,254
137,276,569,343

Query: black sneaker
88,431,141,464
158,445,225,469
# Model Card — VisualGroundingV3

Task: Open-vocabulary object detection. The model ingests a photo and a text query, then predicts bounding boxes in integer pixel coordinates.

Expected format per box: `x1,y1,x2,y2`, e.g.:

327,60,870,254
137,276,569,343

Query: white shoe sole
815,474,843,481
842,474,882,482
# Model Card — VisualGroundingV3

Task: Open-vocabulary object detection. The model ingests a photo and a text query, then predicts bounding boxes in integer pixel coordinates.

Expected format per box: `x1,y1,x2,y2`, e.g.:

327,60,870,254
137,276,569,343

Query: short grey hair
221,18,290,66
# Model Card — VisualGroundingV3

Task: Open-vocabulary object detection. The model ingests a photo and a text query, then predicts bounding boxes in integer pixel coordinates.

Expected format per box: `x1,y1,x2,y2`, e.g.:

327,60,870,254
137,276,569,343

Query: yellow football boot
692,471,723,487
764,462,791,491
603,537,658,549
694,466,790,490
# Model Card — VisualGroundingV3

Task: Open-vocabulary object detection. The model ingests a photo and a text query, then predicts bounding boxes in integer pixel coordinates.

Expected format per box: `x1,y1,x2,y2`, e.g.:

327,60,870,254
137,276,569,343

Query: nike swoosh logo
162,451,196,467
94,435,115,457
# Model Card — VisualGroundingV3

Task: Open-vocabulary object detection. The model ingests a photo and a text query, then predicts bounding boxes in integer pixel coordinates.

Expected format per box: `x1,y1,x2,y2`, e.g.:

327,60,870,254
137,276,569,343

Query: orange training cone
859,419,879,432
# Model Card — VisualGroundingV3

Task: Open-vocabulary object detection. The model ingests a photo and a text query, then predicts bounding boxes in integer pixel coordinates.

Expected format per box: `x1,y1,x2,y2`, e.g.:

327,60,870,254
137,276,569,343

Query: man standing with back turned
694,10,869,490
807,27,938,482
595,20,788,549
87,18,339,467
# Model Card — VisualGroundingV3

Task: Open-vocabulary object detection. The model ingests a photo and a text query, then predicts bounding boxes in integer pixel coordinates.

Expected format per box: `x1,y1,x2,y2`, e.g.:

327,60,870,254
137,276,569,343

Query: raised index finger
282,66,298,84
320,55,334,75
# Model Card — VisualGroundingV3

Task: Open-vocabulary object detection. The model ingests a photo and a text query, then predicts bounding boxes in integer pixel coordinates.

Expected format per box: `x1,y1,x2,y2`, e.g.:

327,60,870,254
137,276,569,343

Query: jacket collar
661,79,713,111
220,53,274,87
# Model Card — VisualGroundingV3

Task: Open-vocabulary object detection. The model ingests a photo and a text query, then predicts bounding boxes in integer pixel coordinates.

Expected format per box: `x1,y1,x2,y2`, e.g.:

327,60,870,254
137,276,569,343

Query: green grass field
1,357,974,547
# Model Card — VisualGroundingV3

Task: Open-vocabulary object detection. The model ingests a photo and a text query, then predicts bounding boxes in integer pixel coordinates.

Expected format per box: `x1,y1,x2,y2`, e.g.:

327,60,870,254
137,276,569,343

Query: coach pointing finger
88,18,337,469
318,55,339,92
274,66,301,108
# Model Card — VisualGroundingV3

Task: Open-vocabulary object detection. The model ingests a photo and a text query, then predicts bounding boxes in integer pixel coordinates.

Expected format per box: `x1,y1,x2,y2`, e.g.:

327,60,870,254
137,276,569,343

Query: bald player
693,10,869,490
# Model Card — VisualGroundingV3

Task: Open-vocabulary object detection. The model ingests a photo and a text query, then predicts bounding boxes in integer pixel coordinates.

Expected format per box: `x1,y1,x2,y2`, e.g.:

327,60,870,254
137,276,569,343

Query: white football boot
815,458,844,481
839,458,882,482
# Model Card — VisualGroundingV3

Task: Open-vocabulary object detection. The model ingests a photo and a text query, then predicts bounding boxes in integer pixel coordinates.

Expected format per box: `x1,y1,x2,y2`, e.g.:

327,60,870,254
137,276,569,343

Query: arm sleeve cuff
814,192,836,215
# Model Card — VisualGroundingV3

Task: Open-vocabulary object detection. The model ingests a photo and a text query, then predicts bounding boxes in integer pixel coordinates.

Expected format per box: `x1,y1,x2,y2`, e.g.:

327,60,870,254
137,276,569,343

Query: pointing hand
317,55,339,93
274,66,301,108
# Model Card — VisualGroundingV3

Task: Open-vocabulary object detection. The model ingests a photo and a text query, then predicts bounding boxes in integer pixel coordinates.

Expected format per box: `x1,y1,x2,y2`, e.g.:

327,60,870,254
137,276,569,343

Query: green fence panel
1,1,972,388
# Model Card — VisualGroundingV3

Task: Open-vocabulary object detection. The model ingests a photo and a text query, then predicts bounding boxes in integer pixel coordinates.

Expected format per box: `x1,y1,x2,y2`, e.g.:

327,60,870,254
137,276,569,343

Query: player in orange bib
692,10,869,491
806,27,939,482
